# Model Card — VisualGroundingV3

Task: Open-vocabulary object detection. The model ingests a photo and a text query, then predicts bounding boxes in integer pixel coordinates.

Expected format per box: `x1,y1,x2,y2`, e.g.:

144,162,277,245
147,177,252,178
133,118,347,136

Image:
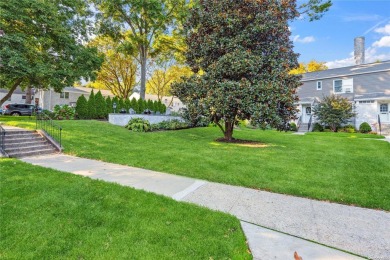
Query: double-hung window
333,79,353,94
316,81,322,90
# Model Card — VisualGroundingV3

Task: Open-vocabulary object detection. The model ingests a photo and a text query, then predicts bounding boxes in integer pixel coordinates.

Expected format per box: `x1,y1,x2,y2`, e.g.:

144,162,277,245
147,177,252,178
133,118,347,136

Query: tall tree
87,36,137,99
290,60,328,74
0,0,103,107
146,62,192,103
92,0,189,100
172,0,301,141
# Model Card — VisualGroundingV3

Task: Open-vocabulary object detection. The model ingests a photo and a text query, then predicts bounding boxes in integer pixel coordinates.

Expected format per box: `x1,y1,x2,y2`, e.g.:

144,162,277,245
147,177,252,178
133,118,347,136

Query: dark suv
2,103,41,116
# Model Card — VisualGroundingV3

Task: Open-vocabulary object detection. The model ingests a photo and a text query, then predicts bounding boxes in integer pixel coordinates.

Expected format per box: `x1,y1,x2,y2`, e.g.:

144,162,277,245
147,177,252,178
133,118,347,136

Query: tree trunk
25,87,32,104
140,54,147,100
0,78,23,106
223,121,234,141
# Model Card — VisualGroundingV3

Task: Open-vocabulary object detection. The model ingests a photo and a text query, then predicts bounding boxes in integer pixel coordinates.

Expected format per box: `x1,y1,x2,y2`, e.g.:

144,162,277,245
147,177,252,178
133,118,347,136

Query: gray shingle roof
354,92,390,100
0,87,24,94
301,60,390,82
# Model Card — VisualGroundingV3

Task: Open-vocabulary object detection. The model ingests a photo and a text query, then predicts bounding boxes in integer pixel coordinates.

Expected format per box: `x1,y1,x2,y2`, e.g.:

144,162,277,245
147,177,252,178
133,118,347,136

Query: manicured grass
0,159,249,259
1,117,389,210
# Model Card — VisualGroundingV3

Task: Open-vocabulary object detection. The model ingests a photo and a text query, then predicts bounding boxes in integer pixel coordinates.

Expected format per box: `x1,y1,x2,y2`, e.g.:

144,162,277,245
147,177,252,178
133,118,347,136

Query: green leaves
0,0,103,105
172,0,301,140
313,95,356,132
92,0,190,99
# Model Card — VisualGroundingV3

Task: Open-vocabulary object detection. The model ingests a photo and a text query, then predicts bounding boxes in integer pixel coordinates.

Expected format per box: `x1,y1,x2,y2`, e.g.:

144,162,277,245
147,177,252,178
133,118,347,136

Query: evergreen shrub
359,122,372,133
75,95,88,119
312,123,324,132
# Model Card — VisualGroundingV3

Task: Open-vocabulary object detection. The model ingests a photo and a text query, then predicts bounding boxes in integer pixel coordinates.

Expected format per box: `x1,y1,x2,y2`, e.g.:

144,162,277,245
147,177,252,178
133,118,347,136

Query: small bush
359,122,372,133
150,119,189,131
40,109,55,118
342,124,356,133
125,118,151,132
312,123,324,132
53,105,75,120
289,122,297,131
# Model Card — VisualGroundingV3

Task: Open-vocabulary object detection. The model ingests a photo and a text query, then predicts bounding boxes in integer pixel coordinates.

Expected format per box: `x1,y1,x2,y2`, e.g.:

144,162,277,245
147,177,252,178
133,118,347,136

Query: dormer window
333,79,353,94
316,81,322,90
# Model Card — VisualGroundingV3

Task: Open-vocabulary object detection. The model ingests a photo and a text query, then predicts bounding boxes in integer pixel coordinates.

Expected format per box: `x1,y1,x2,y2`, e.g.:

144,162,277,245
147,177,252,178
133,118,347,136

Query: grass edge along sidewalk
0,158,250,259
1,117,389,211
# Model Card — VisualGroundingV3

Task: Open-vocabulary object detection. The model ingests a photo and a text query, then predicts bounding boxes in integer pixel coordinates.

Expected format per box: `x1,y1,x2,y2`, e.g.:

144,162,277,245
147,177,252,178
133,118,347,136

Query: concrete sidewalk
21,154,389,259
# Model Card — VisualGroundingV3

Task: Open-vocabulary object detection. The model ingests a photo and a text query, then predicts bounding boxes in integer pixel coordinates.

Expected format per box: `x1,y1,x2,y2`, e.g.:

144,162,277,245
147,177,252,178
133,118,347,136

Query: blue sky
290,0,390,68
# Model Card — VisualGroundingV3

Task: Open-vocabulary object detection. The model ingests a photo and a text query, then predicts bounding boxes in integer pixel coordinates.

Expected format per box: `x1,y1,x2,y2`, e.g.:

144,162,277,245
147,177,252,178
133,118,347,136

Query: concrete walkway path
21,154,389,259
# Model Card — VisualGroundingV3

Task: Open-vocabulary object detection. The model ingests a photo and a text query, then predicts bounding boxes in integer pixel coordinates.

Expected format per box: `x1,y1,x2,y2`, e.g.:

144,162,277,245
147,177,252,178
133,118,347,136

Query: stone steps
3,129,58,158
297,123,310,133
379,124,390,135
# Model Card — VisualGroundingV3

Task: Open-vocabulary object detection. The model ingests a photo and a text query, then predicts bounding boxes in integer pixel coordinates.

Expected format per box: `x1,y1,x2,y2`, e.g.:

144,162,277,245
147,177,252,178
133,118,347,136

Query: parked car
1,103,41,116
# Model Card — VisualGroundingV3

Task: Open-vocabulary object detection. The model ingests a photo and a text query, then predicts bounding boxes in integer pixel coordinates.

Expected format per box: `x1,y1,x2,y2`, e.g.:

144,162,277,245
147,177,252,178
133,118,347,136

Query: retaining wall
109,114,184,126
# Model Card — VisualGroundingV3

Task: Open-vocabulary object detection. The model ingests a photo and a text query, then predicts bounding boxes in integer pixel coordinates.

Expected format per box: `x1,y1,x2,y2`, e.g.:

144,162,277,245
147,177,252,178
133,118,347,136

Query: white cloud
326,47,390,69
292,35,315,43
326,21,390,69
373,36,390,47
375,24,390,34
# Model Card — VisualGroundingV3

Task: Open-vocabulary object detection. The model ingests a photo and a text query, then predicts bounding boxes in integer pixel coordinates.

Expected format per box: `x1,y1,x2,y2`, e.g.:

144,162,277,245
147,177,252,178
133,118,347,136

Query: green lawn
0,159,249,259
1,117,389,210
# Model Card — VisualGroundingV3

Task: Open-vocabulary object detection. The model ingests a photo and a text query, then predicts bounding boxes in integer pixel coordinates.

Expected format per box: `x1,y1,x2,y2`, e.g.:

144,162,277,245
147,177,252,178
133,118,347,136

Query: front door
302,105,312,123
379,103,390,122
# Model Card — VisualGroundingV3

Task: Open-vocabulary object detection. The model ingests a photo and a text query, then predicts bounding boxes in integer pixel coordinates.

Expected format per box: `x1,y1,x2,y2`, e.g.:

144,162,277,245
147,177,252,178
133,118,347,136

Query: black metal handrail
36,113,62,147
378,114,382,135
297,115,302,129
0,125,5,152
308,115,313,131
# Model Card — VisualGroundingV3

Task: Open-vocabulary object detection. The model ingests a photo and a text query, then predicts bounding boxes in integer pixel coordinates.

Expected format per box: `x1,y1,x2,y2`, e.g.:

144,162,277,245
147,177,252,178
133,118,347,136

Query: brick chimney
354,37,365,65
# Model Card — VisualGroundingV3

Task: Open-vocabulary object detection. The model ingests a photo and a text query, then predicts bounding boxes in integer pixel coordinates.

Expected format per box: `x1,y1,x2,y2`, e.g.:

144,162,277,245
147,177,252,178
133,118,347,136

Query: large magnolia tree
172,0,302,141
0,0,103,106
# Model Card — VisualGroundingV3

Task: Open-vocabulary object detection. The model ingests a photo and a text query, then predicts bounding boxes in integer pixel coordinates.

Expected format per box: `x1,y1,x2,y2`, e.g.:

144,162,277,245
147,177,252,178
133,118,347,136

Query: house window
316,81,322,90
60,92,69,99
22,95,26,100
359,100,374,104
333,79,353,94
380,104,388,113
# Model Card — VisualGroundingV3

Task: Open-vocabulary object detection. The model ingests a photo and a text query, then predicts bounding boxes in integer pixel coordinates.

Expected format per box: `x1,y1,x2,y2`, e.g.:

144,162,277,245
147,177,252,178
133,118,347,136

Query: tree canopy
92,0,190,100
0,0,103,106
313,95,356,132
172,0,302,141
87,36,137,99
290,60,328,74
146,62,192,103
